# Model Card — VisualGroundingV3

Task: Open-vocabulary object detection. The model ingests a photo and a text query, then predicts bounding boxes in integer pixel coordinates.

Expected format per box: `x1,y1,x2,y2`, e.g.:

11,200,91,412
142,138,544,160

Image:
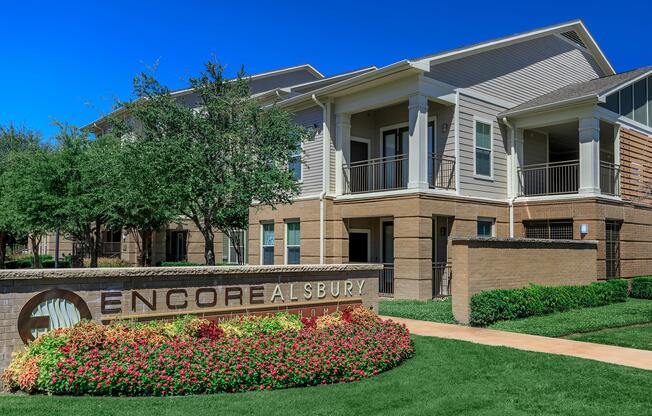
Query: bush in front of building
3,308,414,396
158,261,202,267
4,255,71,269
469,280,629,327
630,276,652,299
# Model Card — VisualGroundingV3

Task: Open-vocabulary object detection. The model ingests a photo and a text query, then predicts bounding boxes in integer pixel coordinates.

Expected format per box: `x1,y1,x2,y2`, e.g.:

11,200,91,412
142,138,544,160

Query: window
285,221,300,264
261,223,274,265
620,85,634,120
477,218,495,237
524,220,573,240
601,76,652,128
222,230,247,264
633,79,648,125
288,147,302,182
474,120,492,177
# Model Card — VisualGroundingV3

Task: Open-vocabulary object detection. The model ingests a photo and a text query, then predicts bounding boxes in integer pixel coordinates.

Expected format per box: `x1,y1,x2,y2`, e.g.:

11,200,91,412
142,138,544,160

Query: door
166,231,187,262
432,216,452,296
605,220,621,279
350,140,370,192
382,128,409,189
380,221,395,295
349,231,369,263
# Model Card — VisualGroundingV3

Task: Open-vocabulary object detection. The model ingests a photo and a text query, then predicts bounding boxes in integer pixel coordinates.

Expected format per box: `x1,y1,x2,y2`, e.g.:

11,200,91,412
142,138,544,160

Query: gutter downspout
502,117,516,238
312,94,328,264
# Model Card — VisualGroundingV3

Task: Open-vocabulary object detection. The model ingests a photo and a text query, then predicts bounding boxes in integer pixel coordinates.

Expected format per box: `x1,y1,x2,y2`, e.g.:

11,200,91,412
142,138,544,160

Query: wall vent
560,31,587,49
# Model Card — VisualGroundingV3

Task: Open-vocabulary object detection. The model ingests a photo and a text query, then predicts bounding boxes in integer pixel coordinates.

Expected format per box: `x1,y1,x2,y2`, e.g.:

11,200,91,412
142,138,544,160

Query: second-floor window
286,221,300,264
289,148,302,182
474,119,493,177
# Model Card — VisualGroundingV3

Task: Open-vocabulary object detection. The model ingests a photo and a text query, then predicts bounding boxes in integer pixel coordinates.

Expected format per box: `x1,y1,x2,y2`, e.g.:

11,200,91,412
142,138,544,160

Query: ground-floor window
165,230,188,262
222,230,247,264
261,222,274,265
605,220,621,279
523,220,573,240
477,217,495,237
285,221,300,264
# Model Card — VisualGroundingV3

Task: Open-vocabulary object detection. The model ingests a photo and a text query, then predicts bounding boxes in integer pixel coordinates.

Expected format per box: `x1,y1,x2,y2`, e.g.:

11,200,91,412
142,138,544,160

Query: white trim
473,116,495,180
348,228,371,262
260,221,275,266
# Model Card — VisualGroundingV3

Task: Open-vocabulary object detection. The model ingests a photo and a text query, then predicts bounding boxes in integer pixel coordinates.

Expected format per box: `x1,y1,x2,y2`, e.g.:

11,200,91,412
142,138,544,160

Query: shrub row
159,261,202,267
630,276,652,299
4,255,71,269
469,280,629,327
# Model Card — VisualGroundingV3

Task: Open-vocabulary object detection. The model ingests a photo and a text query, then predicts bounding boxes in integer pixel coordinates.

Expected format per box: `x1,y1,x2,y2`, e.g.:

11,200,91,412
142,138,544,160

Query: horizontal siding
457,93,508,199
293,106,324,196
249,70,320,95
427,34,604,105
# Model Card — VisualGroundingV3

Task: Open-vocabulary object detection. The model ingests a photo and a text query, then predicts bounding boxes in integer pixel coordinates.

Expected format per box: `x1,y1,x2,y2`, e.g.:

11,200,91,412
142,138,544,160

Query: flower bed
3,307,413,396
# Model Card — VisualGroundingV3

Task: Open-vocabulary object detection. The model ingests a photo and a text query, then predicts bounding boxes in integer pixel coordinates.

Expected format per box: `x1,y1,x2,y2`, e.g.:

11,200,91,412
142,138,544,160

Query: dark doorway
349,231,369,263
166,231,188,262
605,220,621,279
351,140,369,163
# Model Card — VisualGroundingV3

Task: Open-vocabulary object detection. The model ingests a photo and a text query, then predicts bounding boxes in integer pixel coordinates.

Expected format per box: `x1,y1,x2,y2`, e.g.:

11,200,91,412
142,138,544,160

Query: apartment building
44,20,652,300
244,20,652,299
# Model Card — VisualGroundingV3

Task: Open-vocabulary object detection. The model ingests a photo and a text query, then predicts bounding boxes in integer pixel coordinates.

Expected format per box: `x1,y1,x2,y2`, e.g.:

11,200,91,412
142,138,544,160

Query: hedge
159,261,202,267
469,280,629,327
630,276,652,299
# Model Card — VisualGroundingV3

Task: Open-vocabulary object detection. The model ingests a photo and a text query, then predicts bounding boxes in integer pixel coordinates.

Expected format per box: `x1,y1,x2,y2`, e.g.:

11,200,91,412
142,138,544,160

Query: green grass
379,298,456,323
491,299,652,337
568,324,652,351
1,336,651,416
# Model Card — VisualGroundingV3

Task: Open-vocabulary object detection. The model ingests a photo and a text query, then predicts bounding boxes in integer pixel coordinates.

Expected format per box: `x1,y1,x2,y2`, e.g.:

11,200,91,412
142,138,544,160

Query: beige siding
427,34,605,105
457,93,508,199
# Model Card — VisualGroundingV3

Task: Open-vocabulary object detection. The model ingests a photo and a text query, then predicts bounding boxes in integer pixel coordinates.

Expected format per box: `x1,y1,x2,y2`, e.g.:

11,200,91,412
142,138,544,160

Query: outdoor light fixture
442,123,449,133
580,224,589,235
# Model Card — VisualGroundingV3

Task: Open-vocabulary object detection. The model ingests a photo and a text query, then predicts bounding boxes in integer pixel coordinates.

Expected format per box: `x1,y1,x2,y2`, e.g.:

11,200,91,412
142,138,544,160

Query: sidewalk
382,316,652,371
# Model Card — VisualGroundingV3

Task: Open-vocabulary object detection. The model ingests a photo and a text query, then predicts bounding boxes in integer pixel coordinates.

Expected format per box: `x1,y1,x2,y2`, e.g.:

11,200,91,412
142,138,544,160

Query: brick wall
451,238,598,324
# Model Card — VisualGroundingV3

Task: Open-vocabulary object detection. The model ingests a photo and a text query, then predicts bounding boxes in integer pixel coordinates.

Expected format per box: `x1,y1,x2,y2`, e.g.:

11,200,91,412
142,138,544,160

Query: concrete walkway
383,316,652,371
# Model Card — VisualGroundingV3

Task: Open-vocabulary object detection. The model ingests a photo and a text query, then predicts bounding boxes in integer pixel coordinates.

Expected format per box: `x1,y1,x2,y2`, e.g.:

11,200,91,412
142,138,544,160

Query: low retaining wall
451,238,598,324
0,264,380,375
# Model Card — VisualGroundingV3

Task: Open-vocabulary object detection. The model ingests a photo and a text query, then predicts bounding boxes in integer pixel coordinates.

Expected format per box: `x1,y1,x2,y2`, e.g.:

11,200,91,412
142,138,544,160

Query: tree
1,145,58,268
0,125,41,268
122,62,311,265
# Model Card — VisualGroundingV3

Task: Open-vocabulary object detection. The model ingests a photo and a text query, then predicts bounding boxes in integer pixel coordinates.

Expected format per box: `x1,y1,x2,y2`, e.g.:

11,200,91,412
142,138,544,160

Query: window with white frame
288,146,302,181
222,230,247,264
261,222,274,265
477,217,495,237
285,221,300,264
474,120,492,177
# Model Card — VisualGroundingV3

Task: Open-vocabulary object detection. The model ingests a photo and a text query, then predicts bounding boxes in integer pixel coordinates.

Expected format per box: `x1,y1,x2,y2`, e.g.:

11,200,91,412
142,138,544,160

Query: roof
413,19,614,77
500,66,652,117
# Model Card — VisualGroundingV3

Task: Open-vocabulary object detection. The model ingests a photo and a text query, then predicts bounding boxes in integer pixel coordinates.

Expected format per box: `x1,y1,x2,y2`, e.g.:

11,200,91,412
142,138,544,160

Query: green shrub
470,280,629,327
83,257,131,268
159,261,202,267
630,276,652,299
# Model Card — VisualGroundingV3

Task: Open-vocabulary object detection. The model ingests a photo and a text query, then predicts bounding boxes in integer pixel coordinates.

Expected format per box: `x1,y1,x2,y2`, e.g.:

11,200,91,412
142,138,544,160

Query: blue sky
0,0,650,140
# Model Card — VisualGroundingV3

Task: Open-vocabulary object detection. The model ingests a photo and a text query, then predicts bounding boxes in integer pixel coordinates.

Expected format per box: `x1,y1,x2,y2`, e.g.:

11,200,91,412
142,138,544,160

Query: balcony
429,154,456,191
343,155,408,194
600,161,621,196
517,160,621,197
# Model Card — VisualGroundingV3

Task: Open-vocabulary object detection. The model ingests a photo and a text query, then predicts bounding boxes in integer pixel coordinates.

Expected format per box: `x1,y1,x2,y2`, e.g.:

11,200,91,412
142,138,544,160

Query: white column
514,128,525,198
578,116,601,195
335,113,351,195
408,94,429,190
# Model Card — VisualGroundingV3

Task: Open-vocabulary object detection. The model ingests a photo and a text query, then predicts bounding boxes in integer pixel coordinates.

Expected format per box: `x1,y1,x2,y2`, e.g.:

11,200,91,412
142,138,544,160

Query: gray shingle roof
500,66,652,117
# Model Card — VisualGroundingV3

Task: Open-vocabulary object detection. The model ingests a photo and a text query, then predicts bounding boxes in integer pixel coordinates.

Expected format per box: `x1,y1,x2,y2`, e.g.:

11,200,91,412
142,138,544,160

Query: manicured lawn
379,298,456,323
568,324,652,351
2,336,651,416
490,299,652,337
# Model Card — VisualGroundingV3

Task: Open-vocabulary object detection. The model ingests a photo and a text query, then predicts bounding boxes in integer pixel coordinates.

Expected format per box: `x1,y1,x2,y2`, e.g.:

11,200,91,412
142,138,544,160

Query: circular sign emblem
17,289,92,344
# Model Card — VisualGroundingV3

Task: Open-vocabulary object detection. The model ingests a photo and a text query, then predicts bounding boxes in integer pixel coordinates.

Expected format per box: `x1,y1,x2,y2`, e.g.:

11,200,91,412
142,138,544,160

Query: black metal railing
600,161,621,196
379,263,394,297
432,262,452,297
518,160,579,196
429,154,456,190
344,155,408,194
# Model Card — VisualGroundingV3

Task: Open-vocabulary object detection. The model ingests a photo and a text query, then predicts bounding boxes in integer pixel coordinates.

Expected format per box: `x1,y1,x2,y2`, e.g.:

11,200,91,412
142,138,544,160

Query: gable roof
500,66,652,117
413,20,614,77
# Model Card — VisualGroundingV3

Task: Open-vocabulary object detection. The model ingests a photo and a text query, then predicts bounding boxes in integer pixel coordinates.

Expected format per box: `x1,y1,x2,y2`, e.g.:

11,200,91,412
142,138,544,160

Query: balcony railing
600,161,621,196
344,155,408,194
518,160,579,197
429,154,456,190
432,262,452,297
379,263,394,297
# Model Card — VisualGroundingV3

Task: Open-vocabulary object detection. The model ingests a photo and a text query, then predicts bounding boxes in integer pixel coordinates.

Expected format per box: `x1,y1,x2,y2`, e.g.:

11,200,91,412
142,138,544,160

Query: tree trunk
30,235,42,269
91,219,102,268
228,229,244,265
202,227,215,266
138,230,152,267
0,231,7,270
